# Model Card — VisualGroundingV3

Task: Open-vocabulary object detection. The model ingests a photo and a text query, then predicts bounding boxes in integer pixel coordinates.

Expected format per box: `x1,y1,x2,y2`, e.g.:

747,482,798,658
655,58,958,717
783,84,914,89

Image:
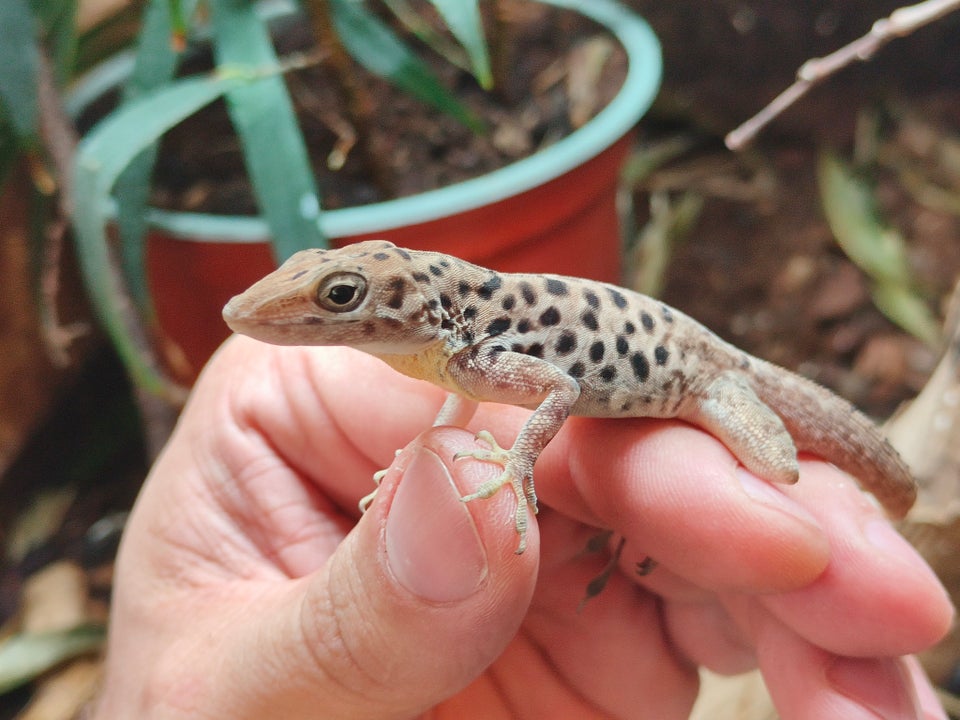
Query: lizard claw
358,488,378,514
358,451,401,514
358,467,386,513
456,430,537,554
453,430,502,460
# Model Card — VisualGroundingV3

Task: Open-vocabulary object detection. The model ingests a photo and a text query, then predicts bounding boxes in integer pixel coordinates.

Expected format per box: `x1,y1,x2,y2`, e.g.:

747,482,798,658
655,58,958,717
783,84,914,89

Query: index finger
528,416,831,593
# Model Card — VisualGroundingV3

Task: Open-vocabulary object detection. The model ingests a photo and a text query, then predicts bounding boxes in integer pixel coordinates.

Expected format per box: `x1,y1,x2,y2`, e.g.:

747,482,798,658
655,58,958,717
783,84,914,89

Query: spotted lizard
222,240,916,553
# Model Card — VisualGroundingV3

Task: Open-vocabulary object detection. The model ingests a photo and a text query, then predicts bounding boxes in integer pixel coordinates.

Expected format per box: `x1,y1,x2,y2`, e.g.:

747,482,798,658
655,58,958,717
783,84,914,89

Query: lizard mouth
222,295,366,346
221,294,260,330
221,295,243,321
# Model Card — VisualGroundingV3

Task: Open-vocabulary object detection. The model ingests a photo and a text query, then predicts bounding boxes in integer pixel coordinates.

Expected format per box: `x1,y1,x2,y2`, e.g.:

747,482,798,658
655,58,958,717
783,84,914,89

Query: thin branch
35,55,78,215
490,0,515,100
36,49,184,458
302,0,394,194
39,216,89,367
726,0,960,151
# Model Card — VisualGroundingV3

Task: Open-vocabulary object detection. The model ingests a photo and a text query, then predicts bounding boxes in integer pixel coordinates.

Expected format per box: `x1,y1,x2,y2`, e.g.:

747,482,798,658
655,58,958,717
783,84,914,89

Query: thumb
255,427,539,719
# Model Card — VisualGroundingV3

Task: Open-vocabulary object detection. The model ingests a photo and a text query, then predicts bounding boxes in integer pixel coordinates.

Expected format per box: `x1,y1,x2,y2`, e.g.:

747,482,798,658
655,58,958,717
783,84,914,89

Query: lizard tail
749,359,916,519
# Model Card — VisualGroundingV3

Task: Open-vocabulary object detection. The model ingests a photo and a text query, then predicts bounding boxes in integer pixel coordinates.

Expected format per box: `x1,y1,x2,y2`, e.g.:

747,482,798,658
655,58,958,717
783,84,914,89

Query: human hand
93,337,952,719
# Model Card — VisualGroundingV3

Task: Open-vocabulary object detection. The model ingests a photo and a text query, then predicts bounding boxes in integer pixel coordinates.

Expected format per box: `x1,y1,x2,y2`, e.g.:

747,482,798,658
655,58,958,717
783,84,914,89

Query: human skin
93,336,952,719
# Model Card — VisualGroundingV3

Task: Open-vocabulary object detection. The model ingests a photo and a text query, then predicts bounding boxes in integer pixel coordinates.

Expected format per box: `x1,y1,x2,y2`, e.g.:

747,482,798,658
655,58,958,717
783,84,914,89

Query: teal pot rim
71,0,661,244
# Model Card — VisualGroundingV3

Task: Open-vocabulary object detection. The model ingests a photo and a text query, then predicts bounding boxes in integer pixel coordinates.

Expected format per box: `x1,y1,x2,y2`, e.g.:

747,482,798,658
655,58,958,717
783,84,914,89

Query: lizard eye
316,272,367,312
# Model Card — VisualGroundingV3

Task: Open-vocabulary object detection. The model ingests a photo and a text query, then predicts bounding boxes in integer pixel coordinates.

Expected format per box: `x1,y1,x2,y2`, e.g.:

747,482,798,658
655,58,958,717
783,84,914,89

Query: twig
35,49,184,459
726,0,960,150
39,216,89,366
302,0,393,194
287,74,356,170
490,0,515,100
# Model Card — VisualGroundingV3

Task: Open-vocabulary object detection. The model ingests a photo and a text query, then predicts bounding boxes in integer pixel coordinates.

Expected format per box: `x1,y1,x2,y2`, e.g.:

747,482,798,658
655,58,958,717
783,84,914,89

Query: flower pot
77,0,661,380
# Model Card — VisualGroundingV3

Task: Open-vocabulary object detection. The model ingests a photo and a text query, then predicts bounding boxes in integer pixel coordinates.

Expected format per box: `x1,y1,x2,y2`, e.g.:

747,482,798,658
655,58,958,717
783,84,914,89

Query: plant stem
490,0,514,101
303,0,393,196
36,47,183,457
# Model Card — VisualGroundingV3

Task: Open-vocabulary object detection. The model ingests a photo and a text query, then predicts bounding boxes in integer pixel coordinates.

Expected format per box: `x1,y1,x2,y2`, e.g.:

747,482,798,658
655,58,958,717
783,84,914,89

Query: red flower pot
100,0,660,380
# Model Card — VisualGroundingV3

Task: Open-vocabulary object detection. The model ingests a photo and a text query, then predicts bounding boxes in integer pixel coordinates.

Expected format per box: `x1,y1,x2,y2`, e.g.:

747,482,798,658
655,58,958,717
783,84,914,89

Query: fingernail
737,468,820,526
826,657,920,720
385,447,487,602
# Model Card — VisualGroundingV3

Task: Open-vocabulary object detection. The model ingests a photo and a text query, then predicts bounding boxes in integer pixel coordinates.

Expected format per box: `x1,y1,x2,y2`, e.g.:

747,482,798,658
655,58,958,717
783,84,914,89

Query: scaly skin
223,240,916,553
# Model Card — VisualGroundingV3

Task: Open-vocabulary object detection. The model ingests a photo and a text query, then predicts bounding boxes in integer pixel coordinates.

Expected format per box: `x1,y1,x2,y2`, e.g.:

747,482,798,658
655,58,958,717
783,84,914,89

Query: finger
754,612,932,720
660,596,758,675
534,417,832,593
185,427,538,720
526,527,702,719
655,458,952,687
306,427,539,717
757,460,953,657
211,339,449,515
905,655,950,720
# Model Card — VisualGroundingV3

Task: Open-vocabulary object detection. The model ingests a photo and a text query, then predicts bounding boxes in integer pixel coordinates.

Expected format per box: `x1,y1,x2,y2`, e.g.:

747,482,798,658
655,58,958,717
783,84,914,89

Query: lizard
222,240,917,554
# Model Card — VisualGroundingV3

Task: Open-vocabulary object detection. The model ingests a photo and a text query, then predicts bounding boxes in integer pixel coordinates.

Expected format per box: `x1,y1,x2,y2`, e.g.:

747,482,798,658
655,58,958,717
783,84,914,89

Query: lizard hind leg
693,371,800,485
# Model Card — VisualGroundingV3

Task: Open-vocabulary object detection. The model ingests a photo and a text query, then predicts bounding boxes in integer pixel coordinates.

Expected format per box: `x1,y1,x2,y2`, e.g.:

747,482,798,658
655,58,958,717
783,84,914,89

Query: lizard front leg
359,393,480,514
433,392,480,428
446,346,581,553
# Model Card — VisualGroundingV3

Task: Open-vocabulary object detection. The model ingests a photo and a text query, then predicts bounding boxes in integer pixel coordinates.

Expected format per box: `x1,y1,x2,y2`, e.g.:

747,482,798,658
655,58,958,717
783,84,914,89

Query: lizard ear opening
316,272,368,312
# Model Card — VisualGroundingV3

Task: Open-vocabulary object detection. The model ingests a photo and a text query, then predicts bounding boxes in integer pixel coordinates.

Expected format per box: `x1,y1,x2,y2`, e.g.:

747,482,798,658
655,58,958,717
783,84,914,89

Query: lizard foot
455,430,537,554
358,450,403,514
577,534,658,610
579,535,628,611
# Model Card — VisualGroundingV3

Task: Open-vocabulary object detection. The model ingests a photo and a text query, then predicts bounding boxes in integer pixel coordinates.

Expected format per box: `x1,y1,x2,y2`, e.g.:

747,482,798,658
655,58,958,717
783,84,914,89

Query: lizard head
223,240,444,353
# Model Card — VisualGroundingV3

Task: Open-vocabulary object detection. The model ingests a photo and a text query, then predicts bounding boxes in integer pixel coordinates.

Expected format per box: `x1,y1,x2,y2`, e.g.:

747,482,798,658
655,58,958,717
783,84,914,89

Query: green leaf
114,0,187,313
5,486,77,563
381,0,471,74
27,0,69,33
0,0,40,140
0,112,20,188
871,283,940,347
123,0,185,102
0,625,105,693
631,190,703,298
817,150,940,346
210,0,327,260
73,73,245,394
817,151,910,285
73,3,144,73
114,148,156,313
622,134,697,186
170,0,190,38
330,0,482,132
39,0,79,85
428,0,491,89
